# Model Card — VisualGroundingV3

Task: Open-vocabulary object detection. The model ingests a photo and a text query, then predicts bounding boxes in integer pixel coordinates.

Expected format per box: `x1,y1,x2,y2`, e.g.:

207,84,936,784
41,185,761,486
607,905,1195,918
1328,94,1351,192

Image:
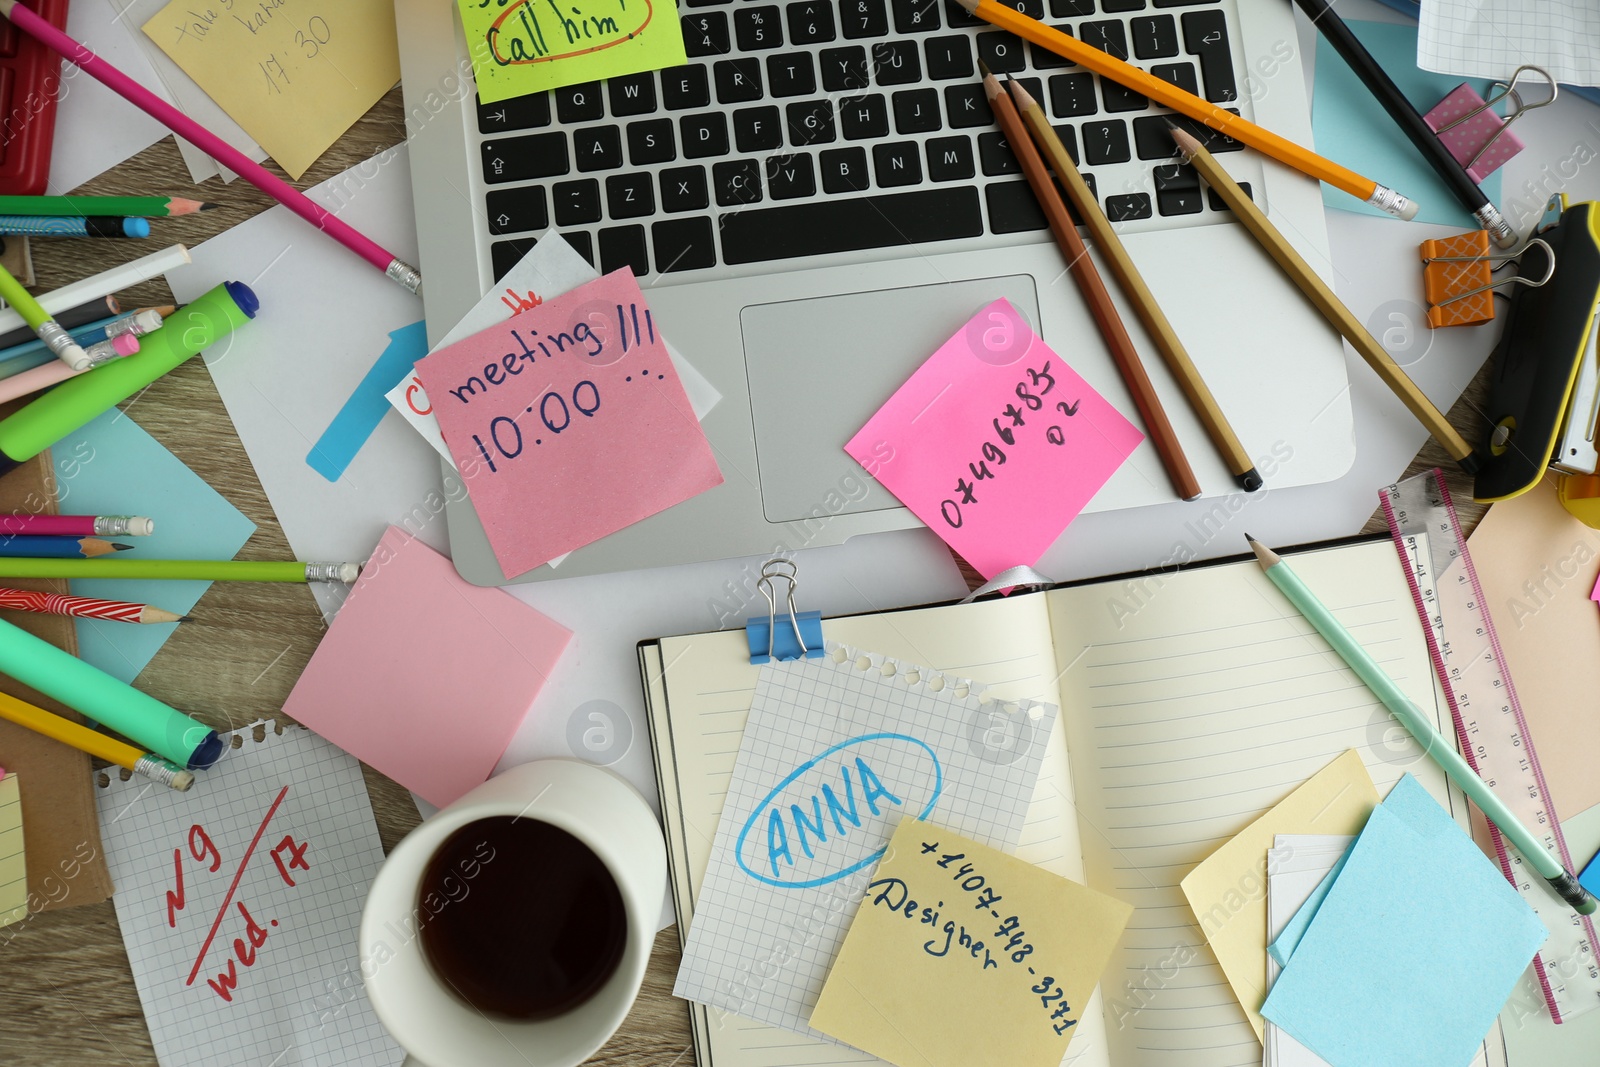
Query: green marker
0,280,257,477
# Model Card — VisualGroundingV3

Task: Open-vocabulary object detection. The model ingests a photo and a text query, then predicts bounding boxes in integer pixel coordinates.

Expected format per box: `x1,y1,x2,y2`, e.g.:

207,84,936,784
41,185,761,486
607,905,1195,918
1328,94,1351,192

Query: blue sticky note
305,320,428,483
1262,775,1547,1067
1313,20,1501,227
52,409,256,683
1581,848,1600,899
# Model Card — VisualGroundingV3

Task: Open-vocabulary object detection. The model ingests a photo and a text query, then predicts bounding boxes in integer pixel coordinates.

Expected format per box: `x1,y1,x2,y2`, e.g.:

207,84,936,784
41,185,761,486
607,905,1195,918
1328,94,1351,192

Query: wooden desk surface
0,86,1486,1065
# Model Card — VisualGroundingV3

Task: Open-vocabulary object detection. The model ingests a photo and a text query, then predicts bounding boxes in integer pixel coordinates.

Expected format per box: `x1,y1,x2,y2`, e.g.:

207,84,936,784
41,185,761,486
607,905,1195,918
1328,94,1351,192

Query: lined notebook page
1046,542,1458,1067
650,593,1110,1067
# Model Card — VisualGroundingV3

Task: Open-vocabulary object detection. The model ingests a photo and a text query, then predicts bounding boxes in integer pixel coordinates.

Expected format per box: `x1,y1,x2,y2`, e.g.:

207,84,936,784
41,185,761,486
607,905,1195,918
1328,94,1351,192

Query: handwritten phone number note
810,817,1132,1067
845,299,1142,581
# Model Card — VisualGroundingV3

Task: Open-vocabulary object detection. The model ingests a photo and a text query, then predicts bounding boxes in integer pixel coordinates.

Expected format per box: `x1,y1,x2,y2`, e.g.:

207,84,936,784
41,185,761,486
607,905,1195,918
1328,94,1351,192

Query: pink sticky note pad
415,269,723,576
283,526,571,807
846,299,1142,579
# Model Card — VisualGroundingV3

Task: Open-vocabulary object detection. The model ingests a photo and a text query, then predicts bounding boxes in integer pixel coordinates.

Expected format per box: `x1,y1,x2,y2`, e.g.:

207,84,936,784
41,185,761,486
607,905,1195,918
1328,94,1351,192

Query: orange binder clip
1420,231,1553,328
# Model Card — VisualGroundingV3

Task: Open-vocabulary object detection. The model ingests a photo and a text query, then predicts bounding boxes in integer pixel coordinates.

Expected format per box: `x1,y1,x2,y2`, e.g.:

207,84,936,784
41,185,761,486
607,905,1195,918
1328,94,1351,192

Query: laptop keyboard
476,0,1250,281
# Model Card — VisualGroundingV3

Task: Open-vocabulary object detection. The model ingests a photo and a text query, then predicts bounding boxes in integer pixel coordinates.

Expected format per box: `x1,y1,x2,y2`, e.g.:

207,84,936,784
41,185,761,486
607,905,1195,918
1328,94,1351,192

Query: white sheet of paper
1265,836,1352,1067
48,1,170,193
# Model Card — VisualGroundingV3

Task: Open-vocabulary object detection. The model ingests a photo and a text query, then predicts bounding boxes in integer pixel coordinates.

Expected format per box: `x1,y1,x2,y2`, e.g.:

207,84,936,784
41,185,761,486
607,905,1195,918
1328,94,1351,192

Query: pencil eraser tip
1398,200,1420,221
112,334,140,356
129,517,154,536
171,770,195,792
338,563,362,583
125,218,151,238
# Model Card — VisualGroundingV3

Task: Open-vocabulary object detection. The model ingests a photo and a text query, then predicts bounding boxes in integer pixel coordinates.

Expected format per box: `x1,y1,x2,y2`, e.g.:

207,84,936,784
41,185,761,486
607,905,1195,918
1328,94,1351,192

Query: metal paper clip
746,559,825,664
1423,236,1556,308
1433,65,1557,173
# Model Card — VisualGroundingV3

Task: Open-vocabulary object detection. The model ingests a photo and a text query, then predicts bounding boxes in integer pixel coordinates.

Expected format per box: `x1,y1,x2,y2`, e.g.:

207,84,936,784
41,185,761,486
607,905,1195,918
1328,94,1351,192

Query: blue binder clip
746,558,825,664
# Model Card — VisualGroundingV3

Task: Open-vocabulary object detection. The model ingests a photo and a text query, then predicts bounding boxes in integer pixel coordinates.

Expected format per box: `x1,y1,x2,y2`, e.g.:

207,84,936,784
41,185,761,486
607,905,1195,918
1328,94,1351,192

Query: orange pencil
954,0,1419,219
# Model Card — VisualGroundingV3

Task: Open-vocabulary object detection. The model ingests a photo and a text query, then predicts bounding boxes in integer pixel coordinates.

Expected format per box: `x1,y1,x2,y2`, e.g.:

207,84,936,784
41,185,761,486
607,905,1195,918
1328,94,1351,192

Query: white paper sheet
48,1,169,194
1264,835,1352,1067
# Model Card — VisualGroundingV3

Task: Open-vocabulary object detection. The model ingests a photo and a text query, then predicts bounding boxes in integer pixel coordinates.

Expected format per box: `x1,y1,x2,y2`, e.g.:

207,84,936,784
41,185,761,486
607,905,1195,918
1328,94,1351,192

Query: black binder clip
745,558,824,664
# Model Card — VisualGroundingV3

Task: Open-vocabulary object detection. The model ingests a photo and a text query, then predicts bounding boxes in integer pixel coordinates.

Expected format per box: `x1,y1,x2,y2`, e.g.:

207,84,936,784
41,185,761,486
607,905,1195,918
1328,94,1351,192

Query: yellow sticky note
0,773,27,928
458,0,690,105
1179,749,1379,1043
810,818,1132,1067
142,1,401,179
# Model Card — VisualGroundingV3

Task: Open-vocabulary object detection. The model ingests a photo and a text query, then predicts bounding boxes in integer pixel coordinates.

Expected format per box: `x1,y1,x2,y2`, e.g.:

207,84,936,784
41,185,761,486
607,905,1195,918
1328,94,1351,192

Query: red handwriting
500,288,542,316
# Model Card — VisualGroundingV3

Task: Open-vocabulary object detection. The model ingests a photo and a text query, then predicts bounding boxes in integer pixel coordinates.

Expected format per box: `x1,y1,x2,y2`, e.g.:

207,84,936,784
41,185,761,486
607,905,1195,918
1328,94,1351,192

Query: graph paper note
1418,0,1600,85
96,722,402,1067
0,773,26,928
673,645,1058,1038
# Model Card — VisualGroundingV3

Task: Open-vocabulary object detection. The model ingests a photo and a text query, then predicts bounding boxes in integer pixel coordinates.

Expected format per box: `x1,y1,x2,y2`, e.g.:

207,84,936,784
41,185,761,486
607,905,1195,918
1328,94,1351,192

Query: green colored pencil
0,559,361,582
0,195,214,218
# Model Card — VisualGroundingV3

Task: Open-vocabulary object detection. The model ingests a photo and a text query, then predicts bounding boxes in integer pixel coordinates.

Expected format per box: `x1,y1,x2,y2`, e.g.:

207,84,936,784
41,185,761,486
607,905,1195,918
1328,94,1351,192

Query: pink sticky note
846,299,1142,579
414,269,723,576
1590,571,1599,602
283,526,571,807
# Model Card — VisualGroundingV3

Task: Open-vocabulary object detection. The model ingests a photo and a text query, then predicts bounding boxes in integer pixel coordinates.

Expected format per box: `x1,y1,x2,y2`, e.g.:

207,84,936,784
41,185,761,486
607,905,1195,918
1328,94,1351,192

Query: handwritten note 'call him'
413,268,722,577
846,299,1142,580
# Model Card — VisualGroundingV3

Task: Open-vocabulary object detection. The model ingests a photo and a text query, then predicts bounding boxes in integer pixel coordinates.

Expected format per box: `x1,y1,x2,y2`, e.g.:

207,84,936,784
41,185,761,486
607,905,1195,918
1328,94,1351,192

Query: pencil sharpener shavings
1420,230,1495,329
1423,84,1526,184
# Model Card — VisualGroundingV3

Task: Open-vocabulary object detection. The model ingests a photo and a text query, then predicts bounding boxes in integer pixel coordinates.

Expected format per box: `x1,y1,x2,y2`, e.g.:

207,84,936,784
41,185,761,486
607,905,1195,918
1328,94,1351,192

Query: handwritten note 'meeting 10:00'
413,268,722,577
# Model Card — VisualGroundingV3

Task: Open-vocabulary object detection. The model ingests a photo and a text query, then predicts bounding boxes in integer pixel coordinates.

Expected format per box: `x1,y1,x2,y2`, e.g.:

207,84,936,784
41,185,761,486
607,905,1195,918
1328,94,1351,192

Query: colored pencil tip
199,203,218,211
977,59,992,79
111,542,134,551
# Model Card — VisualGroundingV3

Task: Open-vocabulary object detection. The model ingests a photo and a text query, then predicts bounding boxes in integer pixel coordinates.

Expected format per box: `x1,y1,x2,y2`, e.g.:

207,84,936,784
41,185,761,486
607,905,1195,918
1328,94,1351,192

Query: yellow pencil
953,0,1419,219
0,689,193,791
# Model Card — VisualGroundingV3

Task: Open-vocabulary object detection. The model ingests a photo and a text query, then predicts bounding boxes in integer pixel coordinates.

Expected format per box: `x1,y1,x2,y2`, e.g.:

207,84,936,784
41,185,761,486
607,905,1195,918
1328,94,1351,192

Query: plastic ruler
1380,469,1600,1023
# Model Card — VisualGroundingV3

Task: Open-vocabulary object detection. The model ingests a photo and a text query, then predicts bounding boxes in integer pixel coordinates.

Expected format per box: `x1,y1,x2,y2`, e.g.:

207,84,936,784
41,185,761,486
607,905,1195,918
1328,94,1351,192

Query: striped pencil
0,586,182,624
0,515,152,537
0,216,149,238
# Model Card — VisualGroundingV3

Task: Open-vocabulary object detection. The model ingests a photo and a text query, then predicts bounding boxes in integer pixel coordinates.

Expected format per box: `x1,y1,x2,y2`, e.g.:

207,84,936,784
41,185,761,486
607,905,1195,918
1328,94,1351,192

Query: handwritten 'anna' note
846,299,1142,580
414,268,722,577
460,0,689,104
811,818,1132,1067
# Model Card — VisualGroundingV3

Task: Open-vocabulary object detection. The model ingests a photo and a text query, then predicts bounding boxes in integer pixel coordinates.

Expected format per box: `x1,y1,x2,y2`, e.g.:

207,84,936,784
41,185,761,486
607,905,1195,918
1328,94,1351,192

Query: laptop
393,0,1355,586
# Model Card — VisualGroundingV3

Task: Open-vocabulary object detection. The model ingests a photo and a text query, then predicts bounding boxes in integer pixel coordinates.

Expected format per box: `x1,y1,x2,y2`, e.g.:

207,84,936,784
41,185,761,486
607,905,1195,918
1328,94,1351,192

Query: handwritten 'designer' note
846,299,1142,580
414,268,722,576
811,818,1132,1067
459,0,689,104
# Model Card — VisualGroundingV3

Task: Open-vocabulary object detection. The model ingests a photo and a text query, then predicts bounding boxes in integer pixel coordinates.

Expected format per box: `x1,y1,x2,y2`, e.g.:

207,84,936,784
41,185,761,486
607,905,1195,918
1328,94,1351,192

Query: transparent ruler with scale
1380,469,1600,1022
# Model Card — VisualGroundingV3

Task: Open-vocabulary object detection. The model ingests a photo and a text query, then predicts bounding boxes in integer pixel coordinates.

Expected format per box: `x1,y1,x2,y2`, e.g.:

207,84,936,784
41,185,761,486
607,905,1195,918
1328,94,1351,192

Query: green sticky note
459,0,689,104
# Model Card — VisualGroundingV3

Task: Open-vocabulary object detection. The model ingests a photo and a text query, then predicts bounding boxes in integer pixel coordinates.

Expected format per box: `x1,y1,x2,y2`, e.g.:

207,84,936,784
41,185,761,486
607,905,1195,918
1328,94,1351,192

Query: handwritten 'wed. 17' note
845,299,1142,580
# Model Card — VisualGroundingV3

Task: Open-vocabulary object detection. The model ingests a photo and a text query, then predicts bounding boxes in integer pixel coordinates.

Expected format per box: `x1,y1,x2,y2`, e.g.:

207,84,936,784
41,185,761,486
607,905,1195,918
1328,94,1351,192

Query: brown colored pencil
1171,127,1481,472
982,67,1201,501
1006,77,1260,492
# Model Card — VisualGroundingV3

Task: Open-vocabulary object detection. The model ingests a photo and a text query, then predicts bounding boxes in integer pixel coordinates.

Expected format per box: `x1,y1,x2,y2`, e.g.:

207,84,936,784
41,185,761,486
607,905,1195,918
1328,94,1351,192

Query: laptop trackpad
742,275,1041,525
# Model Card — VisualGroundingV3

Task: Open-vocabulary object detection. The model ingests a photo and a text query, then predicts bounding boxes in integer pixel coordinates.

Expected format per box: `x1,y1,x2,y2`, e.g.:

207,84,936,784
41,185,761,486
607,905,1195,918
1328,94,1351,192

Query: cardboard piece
0,773,27,927
1179,749,1379,1041
810,818,1132,1067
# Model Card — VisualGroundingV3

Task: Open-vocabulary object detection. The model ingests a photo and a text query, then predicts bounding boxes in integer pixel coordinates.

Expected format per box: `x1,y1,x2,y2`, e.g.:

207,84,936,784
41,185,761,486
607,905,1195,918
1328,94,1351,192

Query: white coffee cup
361,759,666,1067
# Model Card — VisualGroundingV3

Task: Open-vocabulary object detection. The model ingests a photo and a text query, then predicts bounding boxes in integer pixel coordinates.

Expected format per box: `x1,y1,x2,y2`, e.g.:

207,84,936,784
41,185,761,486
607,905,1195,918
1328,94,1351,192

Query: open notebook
639,539,1510,1067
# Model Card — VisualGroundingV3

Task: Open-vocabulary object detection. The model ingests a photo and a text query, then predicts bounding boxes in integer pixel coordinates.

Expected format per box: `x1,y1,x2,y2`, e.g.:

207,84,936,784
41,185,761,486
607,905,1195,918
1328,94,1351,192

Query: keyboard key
486,186,549,235
976,31,1027,73
1102,0,1145,10
688,0,732,8
821,46,871,90
1132,14,1178,57
1050,0,1094,13
719,187,983,263
840,94,890,138
662,65,711,109
681,112,732,158
893,0,942,32
768,52,818,97
1082,119,1130,164
660,166,711,212
1150,61,1198,94
1152,162,1196,190
714,58,764,102
734,105,785,151
653,217,718,272
1048,72,1096,117
1050,123,1080,164
683,11,732,55
1156,186,1203,214
787,99,838,144
1078,20,1128,59
1206,180,1249,211
977,131,1020,175
893,88,941,133
553,179,603,225
767,153,818,198
1131,111,1240,158
873,40,922,84
1031,26,1076,69
1182,9,1236,102
840,0,890,38
606,173,657,218
564,231,595,266
714,159,764,204
820,147,871,192
492,238,537,281
736,6,785,48
478,93,551,134
945,83,992,127
873,141,923,185
924,35,973,79
628,119,678,164
482,134,569,183
556,82,605,122
788,0,838,42
1105,192,1151,220
1102,79,1147,111
996,0,1045,16
945,0,984,26
609,74,658,116
600,225,649,276
1155,0,1220,7
986,181,1048,232
925,135,975,180
574,126,624,171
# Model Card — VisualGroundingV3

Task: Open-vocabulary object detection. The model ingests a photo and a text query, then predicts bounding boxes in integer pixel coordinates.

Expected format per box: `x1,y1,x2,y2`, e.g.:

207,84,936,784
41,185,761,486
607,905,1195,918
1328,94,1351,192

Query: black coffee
417,816,627,1020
